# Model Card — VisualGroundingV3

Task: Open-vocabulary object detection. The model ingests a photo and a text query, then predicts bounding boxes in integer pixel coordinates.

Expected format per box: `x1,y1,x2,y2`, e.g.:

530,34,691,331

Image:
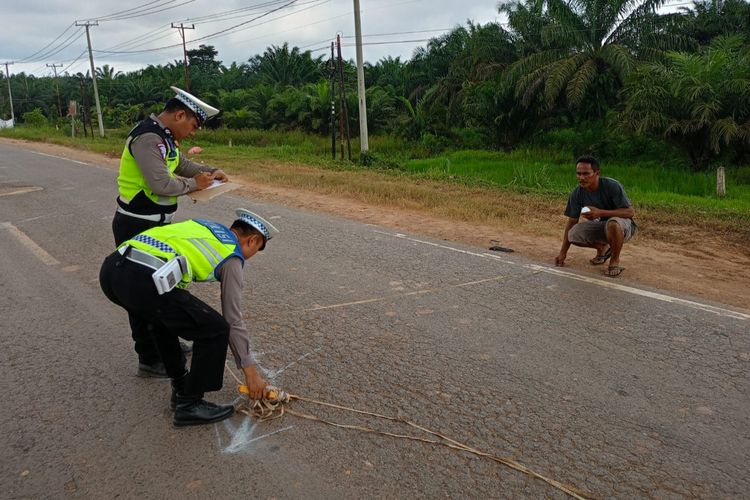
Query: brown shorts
568,218,636,246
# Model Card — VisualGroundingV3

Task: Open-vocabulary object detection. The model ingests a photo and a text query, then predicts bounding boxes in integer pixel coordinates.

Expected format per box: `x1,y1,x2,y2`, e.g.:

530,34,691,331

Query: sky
0,0,504,77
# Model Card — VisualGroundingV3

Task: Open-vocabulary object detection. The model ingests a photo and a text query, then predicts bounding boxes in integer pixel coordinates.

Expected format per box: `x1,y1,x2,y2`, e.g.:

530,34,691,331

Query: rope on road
226,367,594,500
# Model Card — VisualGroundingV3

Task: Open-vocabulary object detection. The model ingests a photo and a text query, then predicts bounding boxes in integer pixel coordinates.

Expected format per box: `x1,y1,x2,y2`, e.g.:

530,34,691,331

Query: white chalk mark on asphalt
0,186,43,197
1,222,60,265
268,348,324,379
219,417,293,454
303,275,509,312
374,230,750,321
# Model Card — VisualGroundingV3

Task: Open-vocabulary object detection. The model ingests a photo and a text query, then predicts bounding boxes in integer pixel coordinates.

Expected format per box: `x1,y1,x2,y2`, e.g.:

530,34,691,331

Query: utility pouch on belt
152,256,187,295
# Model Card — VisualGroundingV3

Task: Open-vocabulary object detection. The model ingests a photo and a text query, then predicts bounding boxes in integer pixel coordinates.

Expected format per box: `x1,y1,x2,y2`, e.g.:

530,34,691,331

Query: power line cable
15,22,76,63
93,0,320,55
22,29,86,64
96,0,197,22
175,0,300,24
83,0,177,22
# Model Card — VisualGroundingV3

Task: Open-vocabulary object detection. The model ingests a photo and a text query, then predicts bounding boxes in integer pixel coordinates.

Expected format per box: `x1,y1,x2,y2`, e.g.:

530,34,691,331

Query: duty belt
117,245,166,271
116,205,175,223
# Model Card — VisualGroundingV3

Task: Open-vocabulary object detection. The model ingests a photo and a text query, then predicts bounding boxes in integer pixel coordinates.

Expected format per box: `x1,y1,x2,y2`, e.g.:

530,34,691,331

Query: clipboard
187,180,241,203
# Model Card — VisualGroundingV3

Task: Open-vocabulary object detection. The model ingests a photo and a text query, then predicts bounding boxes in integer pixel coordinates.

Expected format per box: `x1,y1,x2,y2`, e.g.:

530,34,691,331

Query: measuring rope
225,365,594,500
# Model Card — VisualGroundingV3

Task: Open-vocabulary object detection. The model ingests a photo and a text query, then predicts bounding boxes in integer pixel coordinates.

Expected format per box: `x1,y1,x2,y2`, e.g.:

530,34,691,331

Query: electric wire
81,0,180,22
21,29,86,64
95,0,197,22
15,22,77,63
92,0,324,55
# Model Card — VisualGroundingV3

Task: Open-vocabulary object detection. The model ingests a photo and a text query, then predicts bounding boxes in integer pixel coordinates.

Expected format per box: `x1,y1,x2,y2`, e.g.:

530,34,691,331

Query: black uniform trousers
112,210,168,365
99,250,230,395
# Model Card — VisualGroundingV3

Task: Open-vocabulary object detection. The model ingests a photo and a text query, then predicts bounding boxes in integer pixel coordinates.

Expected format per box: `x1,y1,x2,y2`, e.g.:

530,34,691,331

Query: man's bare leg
606,220,625,267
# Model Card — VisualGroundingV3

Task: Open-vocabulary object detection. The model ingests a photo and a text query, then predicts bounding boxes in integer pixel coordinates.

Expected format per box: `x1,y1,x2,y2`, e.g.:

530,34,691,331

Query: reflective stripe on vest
121,220,244,284
117,129,181,207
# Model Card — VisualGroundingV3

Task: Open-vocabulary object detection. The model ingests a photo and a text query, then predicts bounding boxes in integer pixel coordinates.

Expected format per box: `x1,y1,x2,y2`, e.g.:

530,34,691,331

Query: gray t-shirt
564,177,632,221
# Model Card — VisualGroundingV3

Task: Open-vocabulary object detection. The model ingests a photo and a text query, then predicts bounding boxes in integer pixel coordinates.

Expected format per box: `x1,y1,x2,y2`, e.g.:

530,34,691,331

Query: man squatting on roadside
554,155,636,277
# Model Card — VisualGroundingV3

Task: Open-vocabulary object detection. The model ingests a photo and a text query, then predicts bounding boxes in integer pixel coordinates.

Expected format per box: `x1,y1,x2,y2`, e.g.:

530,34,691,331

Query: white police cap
170,86,219,124
235,208,279,249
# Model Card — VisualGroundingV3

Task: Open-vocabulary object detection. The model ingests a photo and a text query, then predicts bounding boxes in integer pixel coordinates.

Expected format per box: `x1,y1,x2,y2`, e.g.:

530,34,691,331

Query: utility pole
76,21,105,137
3,62,14,123
330,42,336,160
352,0,369,152
46,63,64,118
336,35,351,161
171,23,195,91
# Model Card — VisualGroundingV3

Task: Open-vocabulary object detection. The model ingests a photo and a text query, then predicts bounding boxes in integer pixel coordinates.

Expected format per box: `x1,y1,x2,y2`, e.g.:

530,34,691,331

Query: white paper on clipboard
187,181,240,203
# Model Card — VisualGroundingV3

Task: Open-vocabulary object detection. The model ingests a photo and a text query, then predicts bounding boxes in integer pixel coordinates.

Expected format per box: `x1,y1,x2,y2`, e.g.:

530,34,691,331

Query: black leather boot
173,395,234,427
170,372,188,411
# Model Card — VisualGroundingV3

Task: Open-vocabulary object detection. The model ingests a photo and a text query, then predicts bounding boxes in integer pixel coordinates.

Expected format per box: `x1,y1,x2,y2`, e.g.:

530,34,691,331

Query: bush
21,108,48,127
357,151,404,170
420,132,450,155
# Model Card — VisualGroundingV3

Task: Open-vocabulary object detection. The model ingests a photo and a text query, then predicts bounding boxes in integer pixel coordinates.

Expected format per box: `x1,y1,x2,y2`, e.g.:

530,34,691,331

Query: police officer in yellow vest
113,87,226,378
100,209,276,426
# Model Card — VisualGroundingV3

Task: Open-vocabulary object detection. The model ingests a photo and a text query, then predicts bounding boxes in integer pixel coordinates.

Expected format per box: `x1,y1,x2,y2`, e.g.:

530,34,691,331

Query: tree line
2,0,749,170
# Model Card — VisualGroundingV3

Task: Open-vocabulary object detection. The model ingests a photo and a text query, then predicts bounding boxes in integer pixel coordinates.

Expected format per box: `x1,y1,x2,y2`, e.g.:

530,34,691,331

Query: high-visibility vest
122,219,244,285
117,118,180,214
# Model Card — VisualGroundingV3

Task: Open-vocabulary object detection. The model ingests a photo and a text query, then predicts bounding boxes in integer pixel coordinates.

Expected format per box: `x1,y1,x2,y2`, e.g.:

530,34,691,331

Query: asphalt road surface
1,142,748,499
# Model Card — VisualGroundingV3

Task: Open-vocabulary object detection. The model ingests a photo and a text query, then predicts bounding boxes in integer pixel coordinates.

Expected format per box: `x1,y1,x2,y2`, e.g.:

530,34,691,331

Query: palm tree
620,35,750,169
248,43,324,88
96,64,122,81
505,0,690,117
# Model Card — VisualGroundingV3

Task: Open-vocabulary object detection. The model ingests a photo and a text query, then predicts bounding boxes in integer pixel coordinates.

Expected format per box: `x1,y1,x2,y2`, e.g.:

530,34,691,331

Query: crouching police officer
99,209,277,426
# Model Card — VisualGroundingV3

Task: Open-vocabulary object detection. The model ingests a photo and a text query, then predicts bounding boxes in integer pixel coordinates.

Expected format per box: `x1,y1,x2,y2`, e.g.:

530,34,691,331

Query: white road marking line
0,222,60,265
303,275,509,312
0,186,43,197
31,150,89,166
375,230,750,321
523,264,750,321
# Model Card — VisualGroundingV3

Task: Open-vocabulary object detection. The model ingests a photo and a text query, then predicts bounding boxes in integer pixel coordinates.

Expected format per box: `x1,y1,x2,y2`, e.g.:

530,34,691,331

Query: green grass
405,150,750,212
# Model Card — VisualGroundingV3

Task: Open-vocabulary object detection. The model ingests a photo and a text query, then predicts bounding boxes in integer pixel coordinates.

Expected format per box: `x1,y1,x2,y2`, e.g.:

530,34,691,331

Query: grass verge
2,126,748,244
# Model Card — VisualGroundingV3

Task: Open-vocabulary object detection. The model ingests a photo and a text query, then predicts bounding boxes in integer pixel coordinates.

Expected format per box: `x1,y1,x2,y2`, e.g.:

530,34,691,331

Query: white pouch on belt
152,256,187,295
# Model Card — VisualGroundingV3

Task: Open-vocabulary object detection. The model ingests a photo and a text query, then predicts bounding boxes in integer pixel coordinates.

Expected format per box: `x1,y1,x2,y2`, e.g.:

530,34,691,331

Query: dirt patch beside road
3,137,748,310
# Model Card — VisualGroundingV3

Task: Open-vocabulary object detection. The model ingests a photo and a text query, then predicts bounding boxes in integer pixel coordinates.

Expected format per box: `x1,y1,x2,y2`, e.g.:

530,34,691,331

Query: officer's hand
194,171,213,190
242,365,267,401
212,169,229,182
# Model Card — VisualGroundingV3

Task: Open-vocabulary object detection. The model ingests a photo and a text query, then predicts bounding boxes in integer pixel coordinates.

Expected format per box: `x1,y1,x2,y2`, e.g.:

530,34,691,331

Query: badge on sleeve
157,143,167,160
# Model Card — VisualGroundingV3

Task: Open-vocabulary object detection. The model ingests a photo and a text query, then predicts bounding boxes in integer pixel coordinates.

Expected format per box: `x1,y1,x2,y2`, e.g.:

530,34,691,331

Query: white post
716,166,726,197
353,0,369,152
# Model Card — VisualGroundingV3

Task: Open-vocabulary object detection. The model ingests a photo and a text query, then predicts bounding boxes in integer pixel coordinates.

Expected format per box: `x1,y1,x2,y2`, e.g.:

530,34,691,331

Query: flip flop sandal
590,248,612,265
606,265,625,277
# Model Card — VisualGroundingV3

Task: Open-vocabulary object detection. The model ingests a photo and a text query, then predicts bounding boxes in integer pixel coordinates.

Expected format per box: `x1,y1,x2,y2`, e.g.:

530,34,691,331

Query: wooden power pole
76,21,105,137
46,63,64,118
172,23,195,91
3,62,14,123
336,35,351,161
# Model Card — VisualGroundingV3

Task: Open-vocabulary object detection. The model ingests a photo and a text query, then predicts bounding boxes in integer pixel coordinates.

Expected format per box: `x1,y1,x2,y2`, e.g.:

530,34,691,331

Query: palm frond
566,58,598,106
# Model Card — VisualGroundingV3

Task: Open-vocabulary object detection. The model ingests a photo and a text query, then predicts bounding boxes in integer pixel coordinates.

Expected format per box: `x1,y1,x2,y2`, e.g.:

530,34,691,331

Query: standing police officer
113,87,226,377
99,209,276,426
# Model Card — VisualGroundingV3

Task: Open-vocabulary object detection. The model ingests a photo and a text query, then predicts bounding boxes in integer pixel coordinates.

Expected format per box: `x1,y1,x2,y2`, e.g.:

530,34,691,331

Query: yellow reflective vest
122,219,244,286
117,119,180,211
